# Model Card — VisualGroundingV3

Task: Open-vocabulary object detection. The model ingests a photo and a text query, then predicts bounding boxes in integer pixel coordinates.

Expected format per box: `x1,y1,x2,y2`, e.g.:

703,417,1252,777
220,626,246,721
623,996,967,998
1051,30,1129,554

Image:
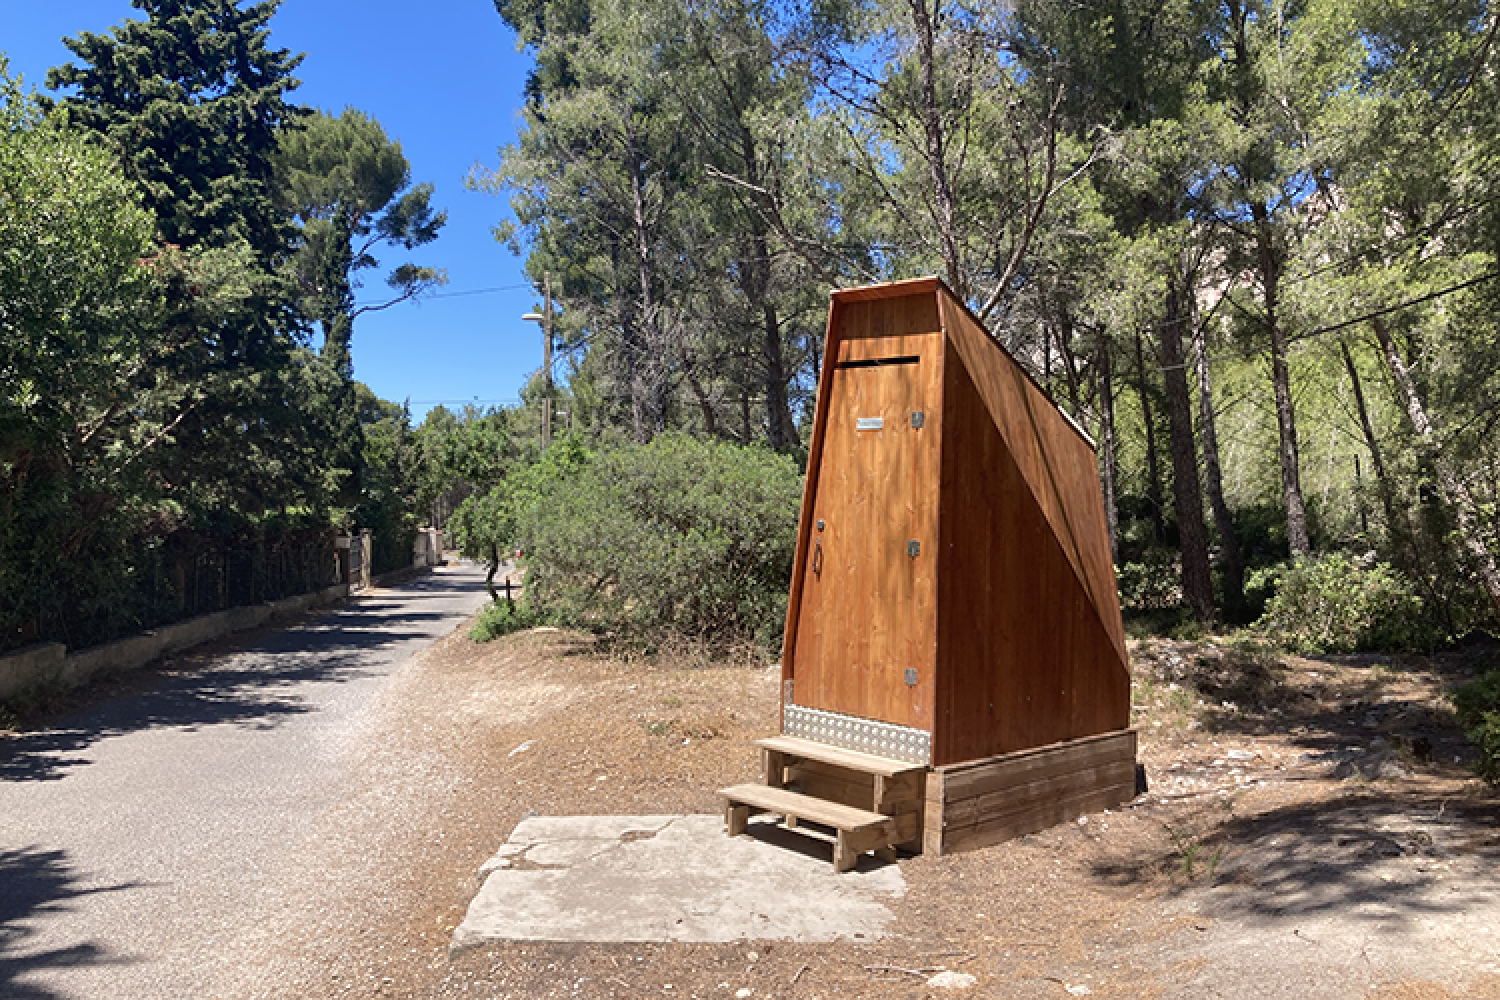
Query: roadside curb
0,583,351,707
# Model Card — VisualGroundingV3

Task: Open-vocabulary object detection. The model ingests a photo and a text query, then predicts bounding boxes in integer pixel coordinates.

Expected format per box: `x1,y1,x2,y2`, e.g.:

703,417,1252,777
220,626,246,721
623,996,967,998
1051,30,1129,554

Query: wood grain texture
756,735,928,778
718,783,894,832
933,730,1137,801
938,781,1135,855
933,347,1130,764
780,297,844,729
936,290,1128,668
789,328,942,729
784,279,1128,774
922,729,1136,855
830,276,942,305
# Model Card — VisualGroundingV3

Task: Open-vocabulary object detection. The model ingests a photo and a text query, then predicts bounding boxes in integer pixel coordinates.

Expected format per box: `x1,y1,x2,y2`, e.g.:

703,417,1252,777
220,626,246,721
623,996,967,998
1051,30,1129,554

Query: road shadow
0,846,143,1000
1,571,485,783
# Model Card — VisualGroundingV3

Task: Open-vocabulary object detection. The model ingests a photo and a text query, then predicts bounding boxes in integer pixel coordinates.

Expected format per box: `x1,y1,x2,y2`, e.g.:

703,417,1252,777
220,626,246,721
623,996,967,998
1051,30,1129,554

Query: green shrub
470,599,551,642
1452,668,1500,784
519,433,801,652
1117,550,1184,612
1254,553,1436,654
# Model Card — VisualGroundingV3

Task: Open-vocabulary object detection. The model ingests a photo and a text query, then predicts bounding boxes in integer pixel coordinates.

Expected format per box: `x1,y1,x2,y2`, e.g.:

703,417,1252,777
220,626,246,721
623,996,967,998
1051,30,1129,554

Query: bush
469,599,551,642
1254,553,1437,654
1117,549,1184,613
519,433,801,652
1452,668,1500,784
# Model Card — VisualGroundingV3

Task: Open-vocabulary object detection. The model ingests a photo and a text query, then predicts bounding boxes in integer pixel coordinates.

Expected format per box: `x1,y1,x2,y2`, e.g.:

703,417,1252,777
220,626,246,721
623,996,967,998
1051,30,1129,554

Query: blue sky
2,0,543,422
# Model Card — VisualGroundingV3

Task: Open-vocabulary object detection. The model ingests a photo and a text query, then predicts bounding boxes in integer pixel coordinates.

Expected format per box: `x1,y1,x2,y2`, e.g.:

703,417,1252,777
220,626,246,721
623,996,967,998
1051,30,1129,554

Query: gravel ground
210,623,1500,999
8,587,1500,1000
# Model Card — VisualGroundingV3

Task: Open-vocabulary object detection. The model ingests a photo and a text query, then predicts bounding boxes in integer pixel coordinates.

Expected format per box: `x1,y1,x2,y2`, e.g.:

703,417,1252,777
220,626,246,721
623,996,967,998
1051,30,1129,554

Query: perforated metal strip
782,705,931,765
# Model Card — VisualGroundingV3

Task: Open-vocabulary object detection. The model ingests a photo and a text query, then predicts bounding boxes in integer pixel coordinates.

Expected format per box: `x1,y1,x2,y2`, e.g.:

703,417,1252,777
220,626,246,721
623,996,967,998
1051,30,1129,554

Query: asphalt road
0,564,489,1000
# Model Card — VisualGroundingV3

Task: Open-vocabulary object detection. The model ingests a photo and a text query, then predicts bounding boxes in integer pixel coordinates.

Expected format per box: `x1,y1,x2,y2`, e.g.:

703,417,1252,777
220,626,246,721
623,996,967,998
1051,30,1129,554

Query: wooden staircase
719,735,926,872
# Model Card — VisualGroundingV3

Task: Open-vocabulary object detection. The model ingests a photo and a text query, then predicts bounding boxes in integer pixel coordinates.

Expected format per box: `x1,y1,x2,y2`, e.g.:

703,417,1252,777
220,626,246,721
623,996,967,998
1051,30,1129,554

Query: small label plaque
856,417,884,431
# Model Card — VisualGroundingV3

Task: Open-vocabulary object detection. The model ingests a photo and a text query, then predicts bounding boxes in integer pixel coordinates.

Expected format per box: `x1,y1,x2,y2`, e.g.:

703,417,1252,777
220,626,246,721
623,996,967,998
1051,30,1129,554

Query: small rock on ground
927,970,978,990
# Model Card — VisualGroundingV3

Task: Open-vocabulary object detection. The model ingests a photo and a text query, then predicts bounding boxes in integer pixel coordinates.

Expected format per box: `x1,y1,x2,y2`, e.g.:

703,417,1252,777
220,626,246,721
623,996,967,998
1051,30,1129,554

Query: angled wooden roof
829,276,1126,666
933,286,1126,666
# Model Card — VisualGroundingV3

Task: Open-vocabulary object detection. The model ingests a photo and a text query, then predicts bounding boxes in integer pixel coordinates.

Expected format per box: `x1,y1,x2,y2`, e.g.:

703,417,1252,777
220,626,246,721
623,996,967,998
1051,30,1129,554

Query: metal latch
911,411,925,428
904,668,918,686
908,540,920,558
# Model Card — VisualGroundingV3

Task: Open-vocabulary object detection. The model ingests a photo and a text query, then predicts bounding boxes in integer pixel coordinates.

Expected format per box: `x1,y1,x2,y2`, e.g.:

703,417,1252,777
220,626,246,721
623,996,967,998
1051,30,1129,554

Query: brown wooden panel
788,765,876,811
718,783,892,831
757,735,928,778
791,330,943,730
933,348,1130,765
831,276,942,305
936,290,1127,667
937,730,1137,800
836,293,942,341
781,297,844,727
940,761,1137,827
938,781,1136,854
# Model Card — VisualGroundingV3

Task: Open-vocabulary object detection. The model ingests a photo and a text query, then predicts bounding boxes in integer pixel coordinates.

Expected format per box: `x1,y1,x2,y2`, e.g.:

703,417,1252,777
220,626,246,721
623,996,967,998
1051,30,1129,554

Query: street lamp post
522,271,554,448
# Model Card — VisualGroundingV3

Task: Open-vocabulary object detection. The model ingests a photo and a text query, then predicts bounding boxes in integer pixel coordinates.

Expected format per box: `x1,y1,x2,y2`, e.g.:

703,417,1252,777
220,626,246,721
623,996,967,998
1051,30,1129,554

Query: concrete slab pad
451,814,904,951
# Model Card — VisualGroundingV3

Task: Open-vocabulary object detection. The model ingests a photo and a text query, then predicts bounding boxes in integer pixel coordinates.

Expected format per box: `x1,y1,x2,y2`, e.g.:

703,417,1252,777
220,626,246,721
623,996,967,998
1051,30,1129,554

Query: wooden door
791,332,942,729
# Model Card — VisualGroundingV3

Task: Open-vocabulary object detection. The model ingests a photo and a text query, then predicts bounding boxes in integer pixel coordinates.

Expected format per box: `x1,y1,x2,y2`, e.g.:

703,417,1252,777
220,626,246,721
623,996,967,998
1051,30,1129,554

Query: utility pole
542,271,553,449
523,271,555,449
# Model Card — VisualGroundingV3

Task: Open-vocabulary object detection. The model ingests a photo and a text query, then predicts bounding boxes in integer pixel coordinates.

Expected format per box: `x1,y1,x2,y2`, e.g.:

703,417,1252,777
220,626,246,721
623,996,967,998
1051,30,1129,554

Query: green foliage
485,435,802,650
449,434,587,563
1117,550,1184,612
354,386,421,575
1,8,437,657
469,599,552,642
275,107,448,330
1254,553,1437,654
47,0,305,258
1452,667,1500,785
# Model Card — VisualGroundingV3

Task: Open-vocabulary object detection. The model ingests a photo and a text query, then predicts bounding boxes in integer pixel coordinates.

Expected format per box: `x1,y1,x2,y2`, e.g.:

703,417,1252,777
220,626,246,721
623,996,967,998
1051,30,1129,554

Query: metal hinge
908,540,921,558
911,410,925,428
904,668,918,686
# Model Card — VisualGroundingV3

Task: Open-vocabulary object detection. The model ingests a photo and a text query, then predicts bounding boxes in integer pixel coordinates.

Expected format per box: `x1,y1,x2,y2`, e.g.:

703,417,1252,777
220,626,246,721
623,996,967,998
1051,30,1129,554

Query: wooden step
756,735,925,778
719,783,898,872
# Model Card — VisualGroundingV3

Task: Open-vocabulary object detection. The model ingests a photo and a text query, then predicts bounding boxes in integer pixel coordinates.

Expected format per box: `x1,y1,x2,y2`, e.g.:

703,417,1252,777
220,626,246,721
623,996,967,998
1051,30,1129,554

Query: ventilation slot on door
835,355,920,369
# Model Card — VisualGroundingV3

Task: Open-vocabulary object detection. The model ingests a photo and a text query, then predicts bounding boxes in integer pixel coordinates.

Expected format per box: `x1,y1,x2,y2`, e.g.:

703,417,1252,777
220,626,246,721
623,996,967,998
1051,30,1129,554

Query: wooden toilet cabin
721,277,1136,869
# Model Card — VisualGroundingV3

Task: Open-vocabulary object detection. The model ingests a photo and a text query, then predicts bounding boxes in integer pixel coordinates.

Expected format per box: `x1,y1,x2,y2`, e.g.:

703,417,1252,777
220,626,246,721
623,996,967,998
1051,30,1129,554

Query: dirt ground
206,615,1500,1000
10,604,1500,999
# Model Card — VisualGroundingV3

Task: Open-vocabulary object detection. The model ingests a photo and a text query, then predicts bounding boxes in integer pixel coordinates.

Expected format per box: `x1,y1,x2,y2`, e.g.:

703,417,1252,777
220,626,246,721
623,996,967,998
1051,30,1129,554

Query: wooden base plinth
923,730,1137,856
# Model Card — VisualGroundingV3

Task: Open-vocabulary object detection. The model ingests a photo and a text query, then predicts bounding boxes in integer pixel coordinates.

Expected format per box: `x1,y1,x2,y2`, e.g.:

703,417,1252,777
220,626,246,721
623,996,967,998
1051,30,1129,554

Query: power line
425,283,535,299
1153,270,1500,373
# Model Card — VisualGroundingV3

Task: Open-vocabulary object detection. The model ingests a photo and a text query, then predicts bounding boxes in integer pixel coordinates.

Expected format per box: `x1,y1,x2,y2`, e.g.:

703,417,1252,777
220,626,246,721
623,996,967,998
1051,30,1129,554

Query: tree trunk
1159,270,1215,623
1252,199,1311,556
1133,327,1167,544
627,119,668,442
1371,318,1500,617
727,119,798,451
1194,317,1244,616
1057,309,1084,416
683,353,718,437
908,0,962,295
1097,329,1120,563
1341,340,1388,481
762,303,798,449
1341,338,1446,615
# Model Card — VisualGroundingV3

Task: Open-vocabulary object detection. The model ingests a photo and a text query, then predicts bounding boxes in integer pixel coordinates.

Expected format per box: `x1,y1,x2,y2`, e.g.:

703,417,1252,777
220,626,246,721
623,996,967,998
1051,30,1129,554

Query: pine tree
48,0,305,261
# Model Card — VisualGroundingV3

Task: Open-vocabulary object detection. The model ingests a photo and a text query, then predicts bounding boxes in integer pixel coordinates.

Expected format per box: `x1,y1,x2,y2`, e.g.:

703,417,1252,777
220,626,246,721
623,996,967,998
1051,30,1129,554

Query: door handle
812,540,823,576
